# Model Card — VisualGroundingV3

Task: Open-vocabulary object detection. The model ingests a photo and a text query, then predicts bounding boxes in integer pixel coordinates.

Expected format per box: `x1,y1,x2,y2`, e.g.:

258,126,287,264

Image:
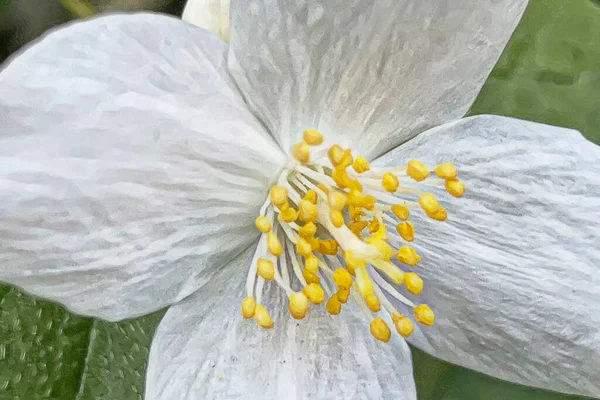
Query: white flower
0,1,599,399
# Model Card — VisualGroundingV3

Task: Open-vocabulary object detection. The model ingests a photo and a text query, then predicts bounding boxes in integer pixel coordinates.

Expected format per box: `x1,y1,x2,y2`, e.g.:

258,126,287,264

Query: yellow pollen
407,159,429,182
445,178,464,198
355,267,374,297
267,231,282,256
368,218,380,234
352,156,370,173
303,190,318,204
391,204,410,220
278,206,298,223
303,283,325,304
392,313,414,337
256,258,275,280
329,209,344,228
414,304,435,326
308,236,321,250
327,144,345,166
430,207,447,221
254,304,274,329
328,191,347,210
418,193,441,217
434,162,457,179
240,296,256,319
303,128,324,145
369,317,391,342
404,272,423,295
288,291,309,319
319,239,339,255
254,216,271,233
304,254,319,273
336,286,350,303
338,149,354,169
333,267,353,288
396,245,421,266
302,268,320,284
298,199,318,222
365,294,381,312
269,185,288,207
349,205,366,221
292,141,310,164
325,294,342,315
296,237,313,257
396,221,415,242
381,172,399,192
298,222,317,238
347,191,375,210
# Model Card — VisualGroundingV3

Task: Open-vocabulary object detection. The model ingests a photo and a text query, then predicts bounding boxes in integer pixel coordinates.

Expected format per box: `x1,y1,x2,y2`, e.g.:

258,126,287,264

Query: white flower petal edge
182,0,230,42
0,13,284,322
146,245,417,400
228,0,529,160
373,115,600,398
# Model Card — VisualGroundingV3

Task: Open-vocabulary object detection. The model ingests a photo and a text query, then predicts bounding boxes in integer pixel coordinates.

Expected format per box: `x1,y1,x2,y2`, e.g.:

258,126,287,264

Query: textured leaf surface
0,0,599,399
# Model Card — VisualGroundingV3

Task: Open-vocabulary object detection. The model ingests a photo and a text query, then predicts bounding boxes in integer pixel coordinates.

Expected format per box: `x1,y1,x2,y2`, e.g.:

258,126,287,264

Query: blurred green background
0,0,599,399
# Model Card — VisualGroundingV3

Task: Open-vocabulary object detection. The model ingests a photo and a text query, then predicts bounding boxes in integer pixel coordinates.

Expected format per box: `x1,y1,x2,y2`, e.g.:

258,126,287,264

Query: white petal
146,245,416,400
182,0,230,42
373,115,600,398
228,0,528,160
0,13,285,322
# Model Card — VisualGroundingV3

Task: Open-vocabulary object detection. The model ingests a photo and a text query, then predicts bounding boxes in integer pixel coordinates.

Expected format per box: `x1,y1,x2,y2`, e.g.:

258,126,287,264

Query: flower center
241,129,464,342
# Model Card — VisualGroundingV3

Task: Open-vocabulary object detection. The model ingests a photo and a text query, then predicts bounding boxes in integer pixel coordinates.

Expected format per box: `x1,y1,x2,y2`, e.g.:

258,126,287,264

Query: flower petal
146,245,416,400
228,0,528,159
0,13,285,322
182,0,230,42
373,115,600,398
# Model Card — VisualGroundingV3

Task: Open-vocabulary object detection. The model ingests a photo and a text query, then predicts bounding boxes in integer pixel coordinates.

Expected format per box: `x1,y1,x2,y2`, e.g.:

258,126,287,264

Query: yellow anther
333,267,353,288
256,258,275,280
302,268,320,284
338,149,354,169
327,144,345,167
240,296,256,319
365,294,381,312
303,128,323,145
418,193,442,217
278,206,298,223
254,304,274,329
317,183,329,194
292,141,310,164
343,249,366,269
303,190,318,204
381,172,399,192
367,218,380,234
304,254,319,273
369,317,391,342
347,191,375,211
391,204,410,220
303,283,325,304
392,313,414,337
328,191,347,210
407,159,429,182
267,231,282,256
396,245,421,266
352,156,370,173
298,222,317,238
331,167,353,189
288,291,309,319
349,206,366,221
296,237,313,257
348,220,368,237
329,209,344,228
308,236,321,250
413,304,435,326
404,272,423,295
434,162,457,179
298,199,318,222
396,221,415,242
364,237,393,261
326,294,342,315
445,178,464,198
336,286,350,303
355,267,374,297
318,239,339,255
430,207,447,221
269,185,288,207
371,260,404,284
254,216,271,233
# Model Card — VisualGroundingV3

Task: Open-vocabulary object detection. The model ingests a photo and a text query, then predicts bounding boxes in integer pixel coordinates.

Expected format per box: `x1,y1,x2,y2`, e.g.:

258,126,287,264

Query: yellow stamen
392,313,414,337
303,283,325,304
256,258,275,280
365,294,381,312
364,237,393,261
368,218,380,234
333,267,353,288
278,206,298,223
328,191,347,210
327,144,344,167
302,268,320,284
329,209,344,227
336,287,350,303
303,190,318,204
347,191,375,210
396,245,421,266
267,231,282,256
413,304,435,326
407,159,429,182
303,128,323,145
355,267,374,297
318,239,339,255
288,291,309,319
445,178,464,198
254,216,271,233
371,260,404,284
296,237,313,257
396,221,415,242
391,204,410,220
304,254,319,273
325,294,342,315
418,193,444,220
298,222,317,238
254,304,274,329
298,199,318,222
404,272,423,295
269,185,288,207
240,296,256,319
434,162,457,179
369,317,391,342
292,141,310,164
352,156,370,173
381,172,399,192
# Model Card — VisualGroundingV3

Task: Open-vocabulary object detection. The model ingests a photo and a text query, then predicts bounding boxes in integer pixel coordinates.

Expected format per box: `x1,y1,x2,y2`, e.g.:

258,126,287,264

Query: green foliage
0,0,599,399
